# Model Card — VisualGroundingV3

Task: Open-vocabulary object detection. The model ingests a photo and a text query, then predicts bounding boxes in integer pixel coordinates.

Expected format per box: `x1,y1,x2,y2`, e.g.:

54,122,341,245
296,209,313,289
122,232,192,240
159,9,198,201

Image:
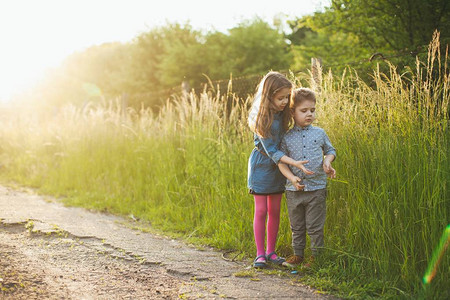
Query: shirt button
303,135,305,137
303,145,306,147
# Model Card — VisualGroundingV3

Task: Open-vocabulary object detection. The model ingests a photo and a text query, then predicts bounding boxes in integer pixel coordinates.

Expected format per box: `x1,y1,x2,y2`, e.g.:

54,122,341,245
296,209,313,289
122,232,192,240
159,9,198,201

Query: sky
0,0,328,102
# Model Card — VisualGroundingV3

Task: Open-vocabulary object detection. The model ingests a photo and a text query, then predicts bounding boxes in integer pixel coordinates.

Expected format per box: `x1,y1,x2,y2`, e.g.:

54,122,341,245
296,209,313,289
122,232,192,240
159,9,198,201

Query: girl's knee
254,207,268,218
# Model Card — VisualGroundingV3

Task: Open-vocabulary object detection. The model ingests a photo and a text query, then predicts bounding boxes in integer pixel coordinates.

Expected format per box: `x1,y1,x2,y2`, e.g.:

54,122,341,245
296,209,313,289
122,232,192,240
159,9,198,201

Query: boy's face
271,87,291,112
292,99,316,127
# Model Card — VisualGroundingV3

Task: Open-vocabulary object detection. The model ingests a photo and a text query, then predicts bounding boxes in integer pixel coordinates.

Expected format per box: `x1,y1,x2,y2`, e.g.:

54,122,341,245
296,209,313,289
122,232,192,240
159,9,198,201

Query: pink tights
253,193,282,259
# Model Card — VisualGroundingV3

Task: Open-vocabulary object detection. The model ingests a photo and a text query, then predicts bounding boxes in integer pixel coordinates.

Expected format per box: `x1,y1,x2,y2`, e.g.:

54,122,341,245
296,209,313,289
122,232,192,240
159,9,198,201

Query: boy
278,88,336,267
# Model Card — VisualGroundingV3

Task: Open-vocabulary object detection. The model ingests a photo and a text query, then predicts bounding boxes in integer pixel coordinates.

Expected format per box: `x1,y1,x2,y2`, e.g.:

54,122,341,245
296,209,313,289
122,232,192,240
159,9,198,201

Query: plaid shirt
280,125,336,191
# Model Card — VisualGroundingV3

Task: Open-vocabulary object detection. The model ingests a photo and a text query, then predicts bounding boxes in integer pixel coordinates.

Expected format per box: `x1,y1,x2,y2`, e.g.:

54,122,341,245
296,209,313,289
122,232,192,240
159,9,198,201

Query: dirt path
0,185,335,299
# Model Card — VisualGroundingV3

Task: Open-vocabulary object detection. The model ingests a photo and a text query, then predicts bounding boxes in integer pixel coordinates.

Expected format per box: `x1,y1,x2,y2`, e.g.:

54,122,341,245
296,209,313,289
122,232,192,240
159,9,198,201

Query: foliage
224,19,292,75
325,0,450,51
131,23,206,90
287,0,450,80
288,24,371,73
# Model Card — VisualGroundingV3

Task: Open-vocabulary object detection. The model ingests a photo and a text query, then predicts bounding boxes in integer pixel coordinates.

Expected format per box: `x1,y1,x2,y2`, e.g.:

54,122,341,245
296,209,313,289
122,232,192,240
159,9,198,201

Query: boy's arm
322,131,336,178
324,154,335,164
322,132,336,160
279,163,304,190
323,154,336,178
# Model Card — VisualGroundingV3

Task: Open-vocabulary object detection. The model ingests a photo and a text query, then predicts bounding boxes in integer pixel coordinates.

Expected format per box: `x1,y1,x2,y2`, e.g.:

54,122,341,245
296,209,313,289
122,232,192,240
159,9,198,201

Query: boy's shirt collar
293,124,312,131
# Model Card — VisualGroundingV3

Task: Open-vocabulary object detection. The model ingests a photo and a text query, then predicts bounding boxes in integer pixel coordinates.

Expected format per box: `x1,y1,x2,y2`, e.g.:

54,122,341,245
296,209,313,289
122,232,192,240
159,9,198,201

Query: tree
298,0,450,51
157,24,207,88
287,0,450,80
200,31,234,80
132,19,293,93
287,18,370,73
225,18,292,75
324,0,449,51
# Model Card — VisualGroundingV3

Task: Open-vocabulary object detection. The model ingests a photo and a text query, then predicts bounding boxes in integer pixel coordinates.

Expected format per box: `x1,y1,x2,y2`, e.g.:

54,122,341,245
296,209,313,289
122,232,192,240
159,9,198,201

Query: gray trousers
285,189,327,257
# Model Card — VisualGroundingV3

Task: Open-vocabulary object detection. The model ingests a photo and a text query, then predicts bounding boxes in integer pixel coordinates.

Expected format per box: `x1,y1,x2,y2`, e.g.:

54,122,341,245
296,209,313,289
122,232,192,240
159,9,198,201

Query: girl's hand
289,176,305,191
293,160,314,175
323,161,336,178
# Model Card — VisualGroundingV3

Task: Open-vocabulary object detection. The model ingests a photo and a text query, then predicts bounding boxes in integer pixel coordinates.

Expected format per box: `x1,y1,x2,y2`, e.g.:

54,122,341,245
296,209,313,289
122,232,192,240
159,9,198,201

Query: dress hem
249,189,285,195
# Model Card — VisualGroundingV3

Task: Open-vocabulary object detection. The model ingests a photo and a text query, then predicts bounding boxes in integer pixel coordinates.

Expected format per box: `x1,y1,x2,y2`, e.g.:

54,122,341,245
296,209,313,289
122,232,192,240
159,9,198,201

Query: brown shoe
282,255,304,268
303,256,315,268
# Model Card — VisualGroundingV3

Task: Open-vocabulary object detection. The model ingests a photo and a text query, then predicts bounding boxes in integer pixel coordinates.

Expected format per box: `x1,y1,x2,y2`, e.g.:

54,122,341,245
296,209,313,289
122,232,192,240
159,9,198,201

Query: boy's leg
285,191,306,258
304,189,327,257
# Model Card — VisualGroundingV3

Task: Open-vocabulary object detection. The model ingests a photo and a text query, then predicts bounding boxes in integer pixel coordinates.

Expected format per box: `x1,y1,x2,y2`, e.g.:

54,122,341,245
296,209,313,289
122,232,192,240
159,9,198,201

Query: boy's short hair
290,88,316,109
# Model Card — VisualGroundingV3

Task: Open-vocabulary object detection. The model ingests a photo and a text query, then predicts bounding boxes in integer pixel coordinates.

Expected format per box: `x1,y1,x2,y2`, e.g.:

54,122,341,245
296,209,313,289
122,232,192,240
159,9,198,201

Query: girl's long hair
254,72,292,138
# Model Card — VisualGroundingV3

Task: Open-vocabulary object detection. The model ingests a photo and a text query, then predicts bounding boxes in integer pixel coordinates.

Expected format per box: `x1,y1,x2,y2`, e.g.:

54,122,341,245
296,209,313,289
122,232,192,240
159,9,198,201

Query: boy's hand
323,161,336,179
293,160,314,175
289,176,305,191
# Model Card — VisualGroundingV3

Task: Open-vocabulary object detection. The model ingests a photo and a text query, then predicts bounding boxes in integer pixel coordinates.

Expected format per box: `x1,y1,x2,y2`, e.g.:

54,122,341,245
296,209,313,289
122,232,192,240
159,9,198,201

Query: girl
247,71,311,268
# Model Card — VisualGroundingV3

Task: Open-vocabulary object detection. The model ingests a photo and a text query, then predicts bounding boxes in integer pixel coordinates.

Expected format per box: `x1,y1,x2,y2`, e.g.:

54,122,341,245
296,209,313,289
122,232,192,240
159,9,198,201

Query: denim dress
247,112,286,194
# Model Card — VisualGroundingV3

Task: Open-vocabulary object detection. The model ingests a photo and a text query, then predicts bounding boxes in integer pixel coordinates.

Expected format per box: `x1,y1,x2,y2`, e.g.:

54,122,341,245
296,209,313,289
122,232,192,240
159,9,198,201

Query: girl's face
292,99,316,127
271,87,291,112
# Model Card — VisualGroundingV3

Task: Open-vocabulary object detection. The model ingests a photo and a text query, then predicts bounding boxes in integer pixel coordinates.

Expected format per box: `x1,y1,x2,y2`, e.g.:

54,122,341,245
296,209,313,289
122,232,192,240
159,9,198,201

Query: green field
0,38,448,299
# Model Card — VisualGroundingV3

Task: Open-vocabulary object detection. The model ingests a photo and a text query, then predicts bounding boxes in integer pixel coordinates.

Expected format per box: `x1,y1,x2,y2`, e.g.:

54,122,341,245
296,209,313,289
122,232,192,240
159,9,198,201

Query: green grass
0,36,448,299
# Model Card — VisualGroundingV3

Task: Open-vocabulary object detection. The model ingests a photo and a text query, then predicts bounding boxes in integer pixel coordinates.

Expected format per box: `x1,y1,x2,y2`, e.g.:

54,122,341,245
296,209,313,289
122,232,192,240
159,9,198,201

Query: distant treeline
20,0,450,108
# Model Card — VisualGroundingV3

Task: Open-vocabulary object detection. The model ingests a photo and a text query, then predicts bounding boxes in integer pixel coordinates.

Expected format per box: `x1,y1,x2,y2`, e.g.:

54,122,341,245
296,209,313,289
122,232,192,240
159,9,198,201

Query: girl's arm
257,135,285,165
279,156,314,175
279,163,304,190
259,135,314,174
